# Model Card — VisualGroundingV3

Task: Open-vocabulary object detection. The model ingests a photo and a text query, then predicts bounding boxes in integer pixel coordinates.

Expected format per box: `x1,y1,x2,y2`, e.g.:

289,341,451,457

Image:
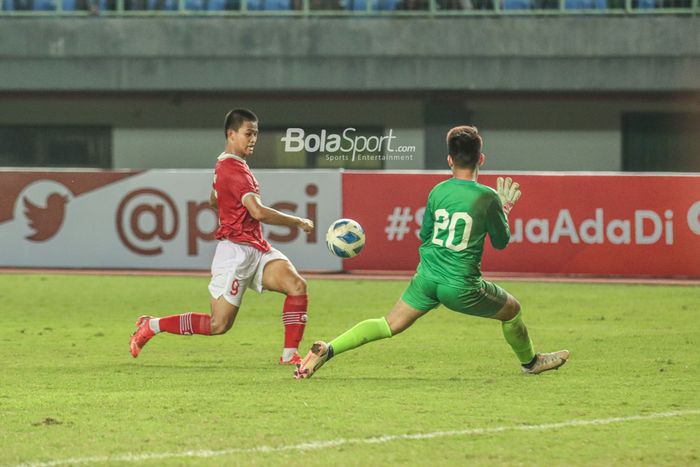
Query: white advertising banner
0,170,342,271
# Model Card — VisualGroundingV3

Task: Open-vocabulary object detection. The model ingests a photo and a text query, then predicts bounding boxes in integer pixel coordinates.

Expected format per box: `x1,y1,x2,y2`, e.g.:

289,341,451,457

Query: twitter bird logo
23,193,70,242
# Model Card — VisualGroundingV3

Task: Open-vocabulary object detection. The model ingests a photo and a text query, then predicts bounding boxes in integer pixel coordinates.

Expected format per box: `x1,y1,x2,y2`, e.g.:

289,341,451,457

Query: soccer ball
326,218,365,258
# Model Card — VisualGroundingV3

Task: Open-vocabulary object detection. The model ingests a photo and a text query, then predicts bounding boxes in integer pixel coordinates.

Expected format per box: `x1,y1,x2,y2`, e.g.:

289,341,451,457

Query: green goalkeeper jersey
416,178,510,288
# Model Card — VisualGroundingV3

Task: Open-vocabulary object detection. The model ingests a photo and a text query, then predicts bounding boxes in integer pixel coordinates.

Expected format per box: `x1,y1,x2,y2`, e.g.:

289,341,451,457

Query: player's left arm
486,194,511,250
243,194,314,233
418,195,434,243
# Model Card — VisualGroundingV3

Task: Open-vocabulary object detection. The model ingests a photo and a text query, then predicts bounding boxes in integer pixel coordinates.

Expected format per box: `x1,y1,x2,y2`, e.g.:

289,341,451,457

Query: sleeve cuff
241,192,259,204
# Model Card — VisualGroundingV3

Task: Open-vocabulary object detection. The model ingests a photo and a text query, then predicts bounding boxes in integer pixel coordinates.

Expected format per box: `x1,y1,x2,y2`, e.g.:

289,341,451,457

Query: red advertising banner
342,172,700,278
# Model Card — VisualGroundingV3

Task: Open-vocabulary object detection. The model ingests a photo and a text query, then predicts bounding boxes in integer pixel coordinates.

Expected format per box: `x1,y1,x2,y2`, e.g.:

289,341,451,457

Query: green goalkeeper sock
329,318,392,357
501,311,536,364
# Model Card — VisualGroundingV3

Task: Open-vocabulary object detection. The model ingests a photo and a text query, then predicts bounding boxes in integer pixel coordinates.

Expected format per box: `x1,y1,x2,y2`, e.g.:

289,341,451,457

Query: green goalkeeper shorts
401,273,508,318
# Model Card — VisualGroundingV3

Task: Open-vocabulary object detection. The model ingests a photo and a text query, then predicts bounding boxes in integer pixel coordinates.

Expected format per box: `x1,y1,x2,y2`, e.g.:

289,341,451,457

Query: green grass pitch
1,274,699,466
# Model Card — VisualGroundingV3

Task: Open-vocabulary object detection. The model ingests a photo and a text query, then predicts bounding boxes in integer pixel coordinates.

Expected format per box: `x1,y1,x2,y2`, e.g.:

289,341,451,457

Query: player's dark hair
224,108,258,137
446,125,482,169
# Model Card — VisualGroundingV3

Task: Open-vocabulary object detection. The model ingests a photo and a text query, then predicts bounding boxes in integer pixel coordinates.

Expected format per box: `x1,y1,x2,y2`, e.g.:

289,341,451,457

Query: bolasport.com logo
280,128,416,163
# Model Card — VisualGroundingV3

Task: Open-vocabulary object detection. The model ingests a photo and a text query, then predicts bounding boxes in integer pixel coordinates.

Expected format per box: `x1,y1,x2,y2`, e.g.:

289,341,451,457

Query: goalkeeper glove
497,176,521,215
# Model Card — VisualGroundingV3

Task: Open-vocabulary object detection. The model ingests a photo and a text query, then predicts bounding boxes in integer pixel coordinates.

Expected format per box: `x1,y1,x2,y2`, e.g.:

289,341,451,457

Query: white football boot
522,350,570,374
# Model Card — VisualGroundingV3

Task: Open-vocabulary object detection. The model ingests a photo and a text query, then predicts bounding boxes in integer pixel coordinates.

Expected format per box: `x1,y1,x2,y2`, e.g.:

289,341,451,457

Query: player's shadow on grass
133,364,239,370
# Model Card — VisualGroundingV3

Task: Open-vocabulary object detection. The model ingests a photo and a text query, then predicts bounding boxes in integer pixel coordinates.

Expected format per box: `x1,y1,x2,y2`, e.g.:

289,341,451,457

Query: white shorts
208,241,289,307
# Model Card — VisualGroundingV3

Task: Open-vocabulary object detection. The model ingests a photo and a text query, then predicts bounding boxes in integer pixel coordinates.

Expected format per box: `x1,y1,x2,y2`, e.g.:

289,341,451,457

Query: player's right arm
243,194,314,233
209,189,218,212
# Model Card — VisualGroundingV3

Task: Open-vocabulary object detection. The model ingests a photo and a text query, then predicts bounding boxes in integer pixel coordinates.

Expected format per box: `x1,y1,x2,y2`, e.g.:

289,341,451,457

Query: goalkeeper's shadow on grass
299,375,476,383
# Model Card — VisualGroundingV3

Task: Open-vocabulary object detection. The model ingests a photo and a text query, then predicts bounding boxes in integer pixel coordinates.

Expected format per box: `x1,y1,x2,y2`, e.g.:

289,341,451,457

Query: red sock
282,295,307,348
157,313,211,336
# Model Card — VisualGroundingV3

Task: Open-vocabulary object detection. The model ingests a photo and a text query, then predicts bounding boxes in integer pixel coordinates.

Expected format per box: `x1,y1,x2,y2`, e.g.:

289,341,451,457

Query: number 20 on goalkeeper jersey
416,178,511,289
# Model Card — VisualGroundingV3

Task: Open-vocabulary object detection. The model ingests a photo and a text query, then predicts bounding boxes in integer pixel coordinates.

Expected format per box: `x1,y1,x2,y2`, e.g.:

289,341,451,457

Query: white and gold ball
326,218,365,258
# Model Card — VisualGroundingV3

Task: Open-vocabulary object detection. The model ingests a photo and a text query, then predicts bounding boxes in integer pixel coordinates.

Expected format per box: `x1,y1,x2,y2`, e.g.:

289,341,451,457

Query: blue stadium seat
33,0,56,9
207,0,274,7
153,0,178,9
185,0,205,9
146,0,181,8
341,0,395,9
340,0,367,9
60,0,113,11
372,0,400,8
637,0,655,7
565,0,606,8
147,0,209,11
502,0,531,8
262,0,291,9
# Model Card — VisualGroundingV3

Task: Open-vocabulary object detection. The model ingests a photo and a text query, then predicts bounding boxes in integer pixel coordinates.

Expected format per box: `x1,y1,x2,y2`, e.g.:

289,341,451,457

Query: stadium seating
375,0,401,9
393,0,428,8
247,0,292,9
565,0,606,8
204,0,288,9
146,0,175,9
469,0,493,8
5,0,112,9
2,0,23,9
33,0,56,9
340,0,367,9
139,0,216,10
41,0,113,10
636,0,655,7
502,0,531,9
1,0,697,12
339,0,400,9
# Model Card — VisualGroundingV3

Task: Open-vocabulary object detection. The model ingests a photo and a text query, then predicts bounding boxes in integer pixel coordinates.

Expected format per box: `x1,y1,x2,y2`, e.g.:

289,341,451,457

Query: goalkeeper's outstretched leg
294,299,424,379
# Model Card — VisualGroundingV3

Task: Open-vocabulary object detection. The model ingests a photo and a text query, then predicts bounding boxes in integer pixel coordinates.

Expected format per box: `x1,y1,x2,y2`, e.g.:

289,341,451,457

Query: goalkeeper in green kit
295,125,569,379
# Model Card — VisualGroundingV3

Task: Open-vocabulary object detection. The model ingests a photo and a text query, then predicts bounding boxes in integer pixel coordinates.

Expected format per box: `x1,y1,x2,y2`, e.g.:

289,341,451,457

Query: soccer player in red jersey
130,109,314,364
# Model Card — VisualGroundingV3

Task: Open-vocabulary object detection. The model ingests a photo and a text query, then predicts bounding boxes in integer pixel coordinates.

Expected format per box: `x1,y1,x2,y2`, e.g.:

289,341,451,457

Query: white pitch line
11,409,700,467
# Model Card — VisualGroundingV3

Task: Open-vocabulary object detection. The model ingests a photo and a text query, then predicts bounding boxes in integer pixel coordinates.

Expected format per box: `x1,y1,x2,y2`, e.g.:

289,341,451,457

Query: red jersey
213,153,271,252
